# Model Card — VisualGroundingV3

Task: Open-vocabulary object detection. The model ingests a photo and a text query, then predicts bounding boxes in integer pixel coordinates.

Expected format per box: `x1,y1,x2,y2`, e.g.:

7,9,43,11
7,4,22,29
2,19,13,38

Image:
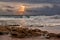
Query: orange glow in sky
18,5,26,15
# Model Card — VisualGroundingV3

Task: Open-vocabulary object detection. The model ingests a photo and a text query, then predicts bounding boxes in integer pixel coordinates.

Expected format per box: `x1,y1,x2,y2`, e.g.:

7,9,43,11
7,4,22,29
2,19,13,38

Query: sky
0,0,60,15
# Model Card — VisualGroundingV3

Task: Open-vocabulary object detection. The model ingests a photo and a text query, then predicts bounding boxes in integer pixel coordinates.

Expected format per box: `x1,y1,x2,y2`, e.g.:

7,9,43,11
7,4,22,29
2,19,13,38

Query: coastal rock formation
0,26,60,39
10,27,42,38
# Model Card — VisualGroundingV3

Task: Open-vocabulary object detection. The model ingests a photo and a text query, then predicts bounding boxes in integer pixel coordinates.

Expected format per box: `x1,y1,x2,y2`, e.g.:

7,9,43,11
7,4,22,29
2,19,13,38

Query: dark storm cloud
25,5,60,16
0,0,60,3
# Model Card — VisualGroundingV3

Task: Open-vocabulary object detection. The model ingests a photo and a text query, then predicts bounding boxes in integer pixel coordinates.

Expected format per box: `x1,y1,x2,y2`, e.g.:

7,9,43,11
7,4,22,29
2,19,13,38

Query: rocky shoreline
0,26,60,39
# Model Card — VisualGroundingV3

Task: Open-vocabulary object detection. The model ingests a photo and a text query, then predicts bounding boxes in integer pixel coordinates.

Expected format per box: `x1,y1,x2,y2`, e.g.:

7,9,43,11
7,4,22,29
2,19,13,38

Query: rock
42,31,48,36
0,32,4,35
47,33,57,38
10,27,28,38
11,33,26,38
45,36,51,39
32,29,41,32
26,29,41,37
42,31,48,34
56,34,60,38
10,27,42,38
11,33,17,37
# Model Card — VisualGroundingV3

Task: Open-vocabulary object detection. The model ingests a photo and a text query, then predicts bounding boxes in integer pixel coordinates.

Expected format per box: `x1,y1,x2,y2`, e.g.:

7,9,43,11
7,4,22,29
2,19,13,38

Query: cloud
0,2,60,15
0,2,19,15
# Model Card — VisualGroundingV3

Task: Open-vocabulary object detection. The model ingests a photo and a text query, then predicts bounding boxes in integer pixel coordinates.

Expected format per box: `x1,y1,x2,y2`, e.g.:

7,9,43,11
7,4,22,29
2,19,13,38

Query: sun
18,5,26,15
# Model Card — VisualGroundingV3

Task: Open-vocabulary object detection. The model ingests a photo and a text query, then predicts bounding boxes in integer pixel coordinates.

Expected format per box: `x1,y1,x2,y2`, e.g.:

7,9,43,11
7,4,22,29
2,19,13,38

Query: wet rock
56,34,60,38
32,29,41,32
42,31,48,34
47,33,57,38
0,31,9,35
0,32,4,35
10,27,42,38
30,29,41,36
10,27,28,38
11,33,17,37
